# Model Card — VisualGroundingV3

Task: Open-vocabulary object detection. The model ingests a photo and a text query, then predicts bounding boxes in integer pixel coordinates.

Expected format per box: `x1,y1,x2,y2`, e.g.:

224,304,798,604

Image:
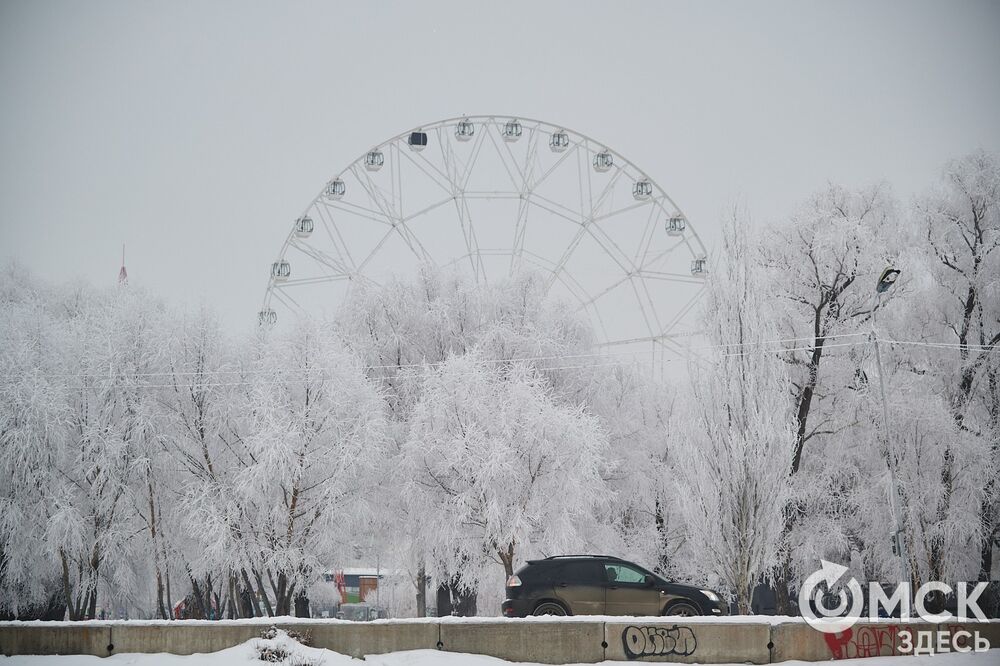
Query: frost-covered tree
759,184,900,609
910,151,1000,601
762,184,898,476
580,366,678,574
188,319,388,616
0,271,67,616
337,266,604,613
47,285,164,619
674,214,797,613
402,352,612,592
156,308,237,618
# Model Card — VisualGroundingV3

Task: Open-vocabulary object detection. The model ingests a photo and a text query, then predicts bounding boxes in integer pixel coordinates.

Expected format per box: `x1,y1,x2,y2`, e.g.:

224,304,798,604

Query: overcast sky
2,0,998,331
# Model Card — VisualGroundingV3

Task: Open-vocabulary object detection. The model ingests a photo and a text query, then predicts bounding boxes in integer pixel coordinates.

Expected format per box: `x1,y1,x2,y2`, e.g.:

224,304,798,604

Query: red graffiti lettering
823,625,903,659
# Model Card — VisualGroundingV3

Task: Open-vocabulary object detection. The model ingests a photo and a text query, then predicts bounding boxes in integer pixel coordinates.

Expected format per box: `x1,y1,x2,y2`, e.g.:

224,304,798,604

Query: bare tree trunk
253,569,275,616
227,574,238,619
155,568,167,619
189,575,208,618
415,566,427,618
59,550,76,621
498,542,516,578
241,569,262,617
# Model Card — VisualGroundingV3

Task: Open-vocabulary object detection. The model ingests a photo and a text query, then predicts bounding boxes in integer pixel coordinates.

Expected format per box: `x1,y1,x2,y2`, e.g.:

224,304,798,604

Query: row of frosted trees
1,151,997,620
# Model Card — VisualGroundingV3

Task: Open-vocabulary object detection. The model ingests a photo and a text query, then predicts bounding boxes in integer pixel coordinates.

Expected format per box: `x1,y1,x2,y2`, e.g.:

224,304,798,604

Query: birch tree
675,214,797,613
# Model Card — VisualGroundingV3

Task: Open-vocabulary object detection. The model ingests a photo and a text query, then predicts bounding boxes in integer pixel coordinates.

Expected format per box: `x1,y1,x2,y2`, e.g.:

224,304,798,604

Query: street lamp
870,266,911,598
876,268,901,294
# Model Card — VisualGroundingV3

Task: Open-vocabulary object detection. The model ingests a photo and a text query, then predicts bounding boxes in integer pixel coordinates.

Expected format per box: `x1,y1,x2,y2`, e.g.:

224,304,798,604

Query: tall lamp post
871,267,911,596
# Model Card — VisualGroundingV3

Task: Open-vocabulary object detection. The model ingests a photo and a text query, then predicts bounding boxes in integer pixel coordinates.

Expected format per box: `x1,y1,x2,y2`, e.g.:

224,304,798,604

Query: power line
5,336,992,391
5,332,875,381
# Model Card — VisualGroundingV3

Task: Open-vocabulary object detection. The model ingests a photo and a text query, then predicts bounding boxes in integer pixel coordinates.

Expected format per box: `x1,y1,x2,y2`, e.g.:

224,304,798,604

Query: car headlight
700,589,721,603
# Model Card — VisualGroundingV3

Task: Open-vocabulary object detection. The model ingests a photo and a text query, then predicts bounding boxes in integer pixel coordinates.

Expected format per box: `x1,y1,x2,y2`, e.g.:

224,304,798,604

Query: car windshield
339,606,370,621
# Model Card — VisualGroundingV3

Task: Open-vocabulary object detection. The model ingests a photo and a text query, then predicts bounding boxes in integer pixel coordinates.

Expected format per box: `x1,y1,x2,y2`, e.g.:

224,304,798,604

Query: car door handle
609,586,619,590
558,583,568,587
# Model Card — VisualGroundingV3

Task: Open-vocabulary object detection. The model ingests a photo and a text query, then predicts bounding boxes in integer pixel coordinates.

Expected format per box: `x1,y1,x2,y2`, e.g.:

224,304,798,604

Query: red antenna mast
118,243,128,284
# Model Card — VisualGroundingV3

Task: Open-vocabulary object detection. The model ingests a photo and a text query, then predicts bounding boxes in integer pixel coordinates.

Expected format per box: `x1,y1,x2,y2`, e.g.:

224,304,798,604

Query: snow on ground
0,630,997,666
13,614,998,627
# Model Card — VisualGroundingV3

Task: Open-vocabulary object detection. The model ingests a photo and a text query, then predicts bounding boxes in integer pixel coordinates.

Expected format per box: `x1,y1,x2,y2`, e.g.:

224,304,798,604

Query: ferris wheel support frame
262,115,710,360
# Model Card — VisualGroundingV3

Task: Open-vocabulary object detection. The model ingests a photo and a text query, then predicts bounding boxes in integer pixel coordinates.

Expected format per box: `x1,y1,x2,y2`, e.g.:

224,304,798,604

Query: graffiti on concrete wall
822,625,911,659
622,624,697,660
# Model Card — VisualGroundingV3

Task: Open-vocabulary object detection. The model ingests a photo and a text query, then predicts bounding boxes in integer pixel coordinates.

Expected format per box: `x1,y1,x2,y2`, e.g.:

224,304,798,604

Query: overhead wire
6,336,994,392
7,331,875,381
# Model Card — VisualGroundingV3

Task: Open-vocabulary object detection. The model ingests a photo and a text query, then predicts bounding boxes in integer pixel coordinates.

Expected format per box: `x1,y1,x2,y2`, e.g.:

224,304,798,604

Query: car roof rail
543,554,621,560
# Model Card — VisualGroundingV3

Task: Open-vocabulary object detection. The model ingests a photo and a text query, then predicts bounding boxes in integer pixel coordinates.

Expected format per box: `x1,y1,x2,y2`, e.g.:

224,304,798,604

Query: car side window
557,561,603,584
604,564,647,584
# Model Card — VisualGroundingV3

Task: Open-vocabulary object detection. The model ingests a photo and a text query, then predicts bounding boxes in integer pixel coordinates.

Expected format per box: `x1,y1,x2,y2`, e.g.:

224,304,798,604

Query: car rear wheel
664,601,700,617
533,601,569,616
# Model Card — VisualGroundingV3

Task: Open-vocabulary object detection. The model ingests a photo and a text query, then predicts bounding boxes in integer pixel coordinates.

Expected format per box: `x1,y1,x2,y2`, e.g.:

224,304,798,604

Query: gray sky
2,0,999,332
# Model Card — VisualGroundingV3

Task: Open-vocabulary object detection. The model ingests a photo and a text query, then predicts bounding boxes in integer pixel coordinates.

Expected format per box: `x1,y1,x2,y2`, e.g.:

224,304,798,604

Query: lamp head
876,267,900,294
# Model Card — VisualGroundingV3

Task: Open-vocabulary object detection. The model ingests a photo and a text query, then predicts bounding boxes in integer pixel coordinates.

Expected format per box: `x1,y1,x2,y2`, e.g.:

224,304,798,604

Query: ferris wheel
260,115,709,363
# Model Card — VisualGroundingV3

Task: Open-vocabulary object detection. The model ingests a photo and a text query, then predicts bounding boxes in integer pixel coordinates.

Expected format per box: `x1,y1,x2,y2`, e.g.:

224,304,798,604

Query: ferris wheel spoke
628,274,661,335
275,275,351,288
586,224,637,274
526,193,584,225
314,203,358,272
499,120,539,194
270,285,304,310
413,147,462,196
509,194,531,274
355,227,398,274
483,124,526,192
544,225,590,291
458,125,490,191
593,197,658,225
640,236,690,271
436,127,464,194
636,203,662,266
289,239,352,275
351,164,401,222
638,270,708,285
392,220,436,264
580,143,594,218
400,196,455,224
572,273,633,311
390,142,402,219
514,249,611,342
658,284,708,337
452,195,485,282
590,168,626,215
320,199,394,226
396,144,457,201
527,142,576,192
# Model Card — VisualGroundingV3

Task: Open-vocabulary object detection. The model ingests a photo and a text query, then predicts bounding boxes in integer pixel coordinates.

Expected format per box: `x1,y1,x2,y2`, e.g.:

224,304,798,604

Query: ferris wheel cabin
408,131,428,151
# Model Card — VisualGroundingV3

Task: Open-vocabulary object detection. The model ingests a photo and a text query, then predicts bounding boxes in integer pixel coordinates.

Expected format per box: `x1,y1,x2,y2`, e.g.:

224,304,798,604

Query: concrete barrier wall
440,621,605,664
606,621,770,664
302,622,439,659
109,623,263,656
771,622,938,662
0,624,112,657
1,619,997,662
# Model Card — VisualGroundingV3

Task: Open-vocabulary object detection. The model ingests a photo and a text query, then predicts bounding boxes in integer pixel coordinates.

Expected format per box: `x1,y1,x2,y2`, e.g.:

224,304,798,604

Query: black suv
501,555,728,617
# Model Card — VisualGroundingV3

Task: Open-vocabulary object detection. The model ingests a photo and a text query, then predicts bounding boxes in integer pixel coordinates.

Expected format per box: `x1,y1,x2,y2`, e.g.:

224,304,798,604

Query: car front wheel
664,601,700,617
533,601,569,616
